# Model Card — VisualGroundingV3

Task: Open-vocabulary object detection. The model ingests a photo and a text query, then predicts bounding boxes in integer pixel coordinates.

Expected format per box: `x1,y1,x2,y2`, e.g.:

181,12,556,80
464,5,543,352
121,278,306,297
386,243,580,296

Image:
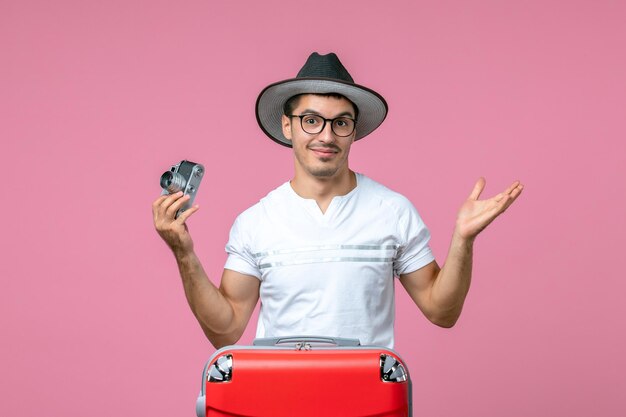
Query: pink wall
2,1,625,416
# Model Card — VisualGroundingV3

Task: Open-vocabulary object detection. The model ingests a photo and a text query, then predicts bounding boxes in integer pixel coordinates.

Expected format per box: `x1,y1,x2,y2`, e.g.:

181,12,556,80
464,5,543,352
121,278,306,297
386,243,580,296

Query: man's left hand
454,178,524,241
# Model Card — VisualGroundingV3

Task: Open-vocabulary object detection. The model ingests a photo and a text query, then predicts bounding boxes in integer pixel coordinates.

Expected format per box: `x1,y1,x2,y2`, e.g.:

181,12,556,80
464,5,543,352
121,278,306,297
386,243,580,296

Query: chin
307,165,341,178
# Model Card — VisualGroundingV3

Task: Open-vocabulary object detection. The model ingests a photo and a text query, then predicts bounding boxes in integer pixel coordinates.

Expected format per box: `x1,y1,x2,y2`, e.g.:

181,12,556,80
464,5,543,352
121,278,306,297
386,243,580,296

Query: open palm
455,178,524,240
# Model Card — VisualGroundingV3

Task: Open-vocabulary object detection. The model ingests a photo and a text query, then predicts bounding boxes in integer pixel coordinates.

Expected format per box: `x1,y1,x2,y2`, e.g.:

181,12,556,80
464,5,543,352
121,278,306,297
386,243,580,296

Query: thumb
468,177,486,200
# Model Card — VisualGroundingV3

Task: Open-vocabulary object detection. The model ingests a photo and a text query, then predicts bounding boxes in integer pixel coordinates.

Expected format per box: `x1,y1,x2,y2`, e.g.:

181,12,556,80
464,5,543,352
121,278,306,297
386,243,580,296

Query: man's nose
317,121,336,143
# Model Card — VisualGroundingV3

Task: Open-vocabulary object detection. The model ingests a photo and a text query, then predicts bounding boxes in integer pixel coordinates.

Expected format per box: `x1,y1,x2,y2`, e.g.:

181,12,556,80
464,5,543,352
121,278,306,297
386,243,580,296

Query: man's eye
335,119,347,127
303,117,320,125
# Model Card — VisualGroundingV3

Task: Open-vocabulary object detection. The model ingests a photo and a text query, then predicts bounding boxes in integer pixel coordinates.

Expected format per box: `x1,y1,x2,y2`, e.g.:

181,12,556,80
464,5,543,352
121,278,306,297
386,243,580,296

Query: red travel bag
196,336,412,417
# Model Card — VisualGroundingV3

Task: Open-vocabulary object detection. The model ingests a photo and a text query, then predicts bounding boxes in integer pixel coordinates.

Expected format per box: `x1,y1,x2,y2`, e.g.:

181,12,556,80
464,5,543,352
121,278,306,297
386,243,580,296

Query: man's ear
281,115,292,142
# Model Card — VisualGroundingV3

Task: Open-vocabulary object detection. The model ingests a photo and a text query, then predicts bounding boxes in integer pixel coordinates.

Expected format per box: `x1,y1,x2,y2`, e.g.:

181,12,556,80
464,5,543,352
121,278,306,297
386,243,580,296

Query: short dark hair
283,93,359,120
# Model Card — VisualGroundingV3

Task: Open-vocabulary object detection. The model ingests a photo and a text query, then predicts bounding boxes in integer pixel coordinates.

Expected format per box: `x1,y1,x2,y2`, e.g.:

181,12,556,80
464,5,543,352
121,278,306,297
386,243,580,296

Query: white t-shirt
224,173,435,348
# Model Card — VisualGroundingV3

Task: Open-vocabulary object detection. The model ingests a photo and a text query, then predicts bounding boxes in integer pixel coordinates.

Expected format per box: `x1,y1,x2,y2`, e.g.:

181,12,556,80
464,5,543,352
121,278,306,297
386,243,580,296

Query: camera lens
160,171,187,193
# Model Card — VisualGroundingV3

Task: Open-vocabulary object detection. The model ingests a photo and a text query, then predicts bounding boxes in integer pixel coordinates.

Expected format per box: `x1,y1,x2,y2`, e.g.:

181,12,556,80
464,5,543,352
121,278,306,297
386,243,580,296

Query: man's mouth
309,146,340,157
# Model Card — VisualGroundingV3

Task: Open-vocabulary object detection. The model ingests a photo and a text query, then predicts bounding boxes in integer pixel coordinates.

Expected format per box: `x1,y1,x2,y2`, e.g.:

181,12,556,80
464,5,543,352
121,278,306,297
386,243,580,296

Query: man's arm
400,178,523,327
152,192,259,349
175,252,259,348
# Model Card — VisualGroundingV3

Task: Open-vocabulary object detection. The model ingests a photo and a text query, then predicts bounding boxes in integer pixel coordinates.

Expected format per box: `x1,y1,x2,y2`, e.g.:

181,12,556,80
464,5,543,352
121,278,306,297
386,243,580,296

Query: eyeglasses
288,114,357,137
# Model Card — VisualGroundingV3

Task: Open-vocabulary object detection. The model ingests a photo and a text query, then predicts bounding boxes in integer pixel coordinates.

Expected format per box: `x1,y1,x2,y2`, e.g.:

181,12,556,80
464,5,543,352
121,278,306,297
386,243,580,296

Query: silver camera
160,160,204,218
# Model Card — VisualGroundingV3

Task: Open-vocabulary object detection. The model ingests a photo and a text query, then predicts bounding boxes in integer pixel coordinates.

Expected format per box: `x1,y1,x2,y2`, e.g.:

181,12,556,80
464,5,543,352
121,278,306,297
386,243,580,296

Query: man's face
282,94,357,179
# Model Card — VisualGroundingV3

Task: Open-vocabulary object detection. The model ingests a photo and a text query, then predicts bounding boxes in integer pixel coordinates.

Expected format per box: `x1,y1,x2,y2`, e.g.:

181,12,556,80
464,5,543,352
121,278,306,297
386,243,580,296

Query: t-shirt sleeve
393,202,436,277
224,214,262,280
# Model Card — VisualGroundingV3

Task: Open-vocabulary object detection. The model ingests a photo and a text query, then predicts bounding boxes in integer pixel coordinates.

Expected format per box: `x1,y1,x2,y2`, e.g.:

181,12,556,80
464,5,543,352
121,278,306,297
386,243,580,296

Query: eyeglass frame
287,114,358,137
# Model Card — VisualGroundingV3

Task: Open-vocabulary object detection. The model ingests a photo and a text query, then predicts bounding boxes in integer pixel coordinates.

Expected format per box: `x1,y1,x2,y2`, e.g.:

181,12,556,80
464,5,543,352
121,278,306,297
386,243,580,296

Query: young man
152,53,523,349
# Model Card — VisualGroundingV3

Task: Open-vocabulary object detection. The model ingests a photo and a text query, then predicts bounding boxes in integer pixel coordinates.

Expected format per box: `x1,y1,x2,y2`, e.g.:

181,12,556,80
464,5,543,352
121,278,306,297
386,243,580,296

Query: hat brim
256,78,388,147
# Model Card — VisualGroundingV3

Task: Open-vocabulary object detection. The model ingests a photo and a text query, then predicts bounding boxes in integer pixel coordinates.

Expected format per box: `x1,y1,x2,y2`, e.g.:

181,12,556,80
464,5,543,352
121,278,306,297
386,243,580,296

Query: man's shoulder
235,181,291,221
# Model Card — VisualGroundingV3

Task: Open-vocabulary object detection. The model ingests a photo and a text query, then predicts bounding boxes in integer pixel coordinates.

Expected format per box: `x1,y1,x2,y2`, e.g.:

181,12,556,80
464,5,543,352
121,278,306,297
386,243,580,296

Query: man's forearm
173,250,236,340
429,233,474,327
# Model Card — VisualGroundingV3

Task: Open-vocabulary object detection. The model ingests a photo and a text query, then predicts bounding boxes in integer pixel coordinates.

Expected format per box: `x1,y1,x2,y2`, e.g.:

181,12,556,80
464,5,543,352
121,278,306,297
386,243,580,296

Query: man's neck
290,169,357,213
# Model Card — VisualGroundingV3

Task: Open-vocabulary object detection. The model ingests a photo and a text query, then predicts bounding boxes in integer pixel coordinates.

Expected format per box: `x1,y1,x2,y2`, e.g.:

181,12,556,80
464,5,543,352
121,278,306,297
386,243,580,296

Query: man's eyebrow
299,109,355,118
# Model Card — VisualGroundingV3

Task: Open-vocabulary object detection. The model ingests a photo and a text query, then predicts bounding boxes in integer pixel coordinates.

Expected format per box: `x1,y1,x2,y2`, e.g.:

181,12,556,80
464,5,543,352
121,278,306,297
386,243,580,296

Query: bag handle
253,335,361,347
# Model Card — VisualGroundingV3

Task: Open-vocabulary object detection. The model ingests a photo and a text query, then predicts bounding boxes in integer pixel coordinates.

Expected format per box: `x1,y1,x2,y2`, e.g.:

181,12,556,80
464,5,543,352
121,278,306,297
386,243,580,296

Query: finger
152,194,169,209
468,177,486,200
152,195,169,221
503,180,521,196
166,194,191,218
503,184,524,208
510,183,523,198
496,184,524,213
157,191,184,217
175,204,200,224
493,191,506,202
492,181,520,201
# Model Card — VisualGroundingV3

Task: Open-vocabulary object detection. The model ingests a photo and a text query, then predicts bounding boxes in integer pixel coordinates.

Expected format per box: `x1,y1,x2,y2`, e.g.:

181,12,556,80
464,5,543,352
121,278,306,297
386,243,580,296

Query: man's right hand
152,191,200,255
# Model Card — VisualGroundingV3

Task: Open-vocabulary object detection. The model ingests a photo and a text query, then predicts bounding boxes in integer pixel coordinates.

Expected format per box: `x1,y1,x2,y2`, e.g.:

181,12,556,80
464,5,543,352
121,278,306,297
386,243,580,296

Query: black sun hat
256,52,388,147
